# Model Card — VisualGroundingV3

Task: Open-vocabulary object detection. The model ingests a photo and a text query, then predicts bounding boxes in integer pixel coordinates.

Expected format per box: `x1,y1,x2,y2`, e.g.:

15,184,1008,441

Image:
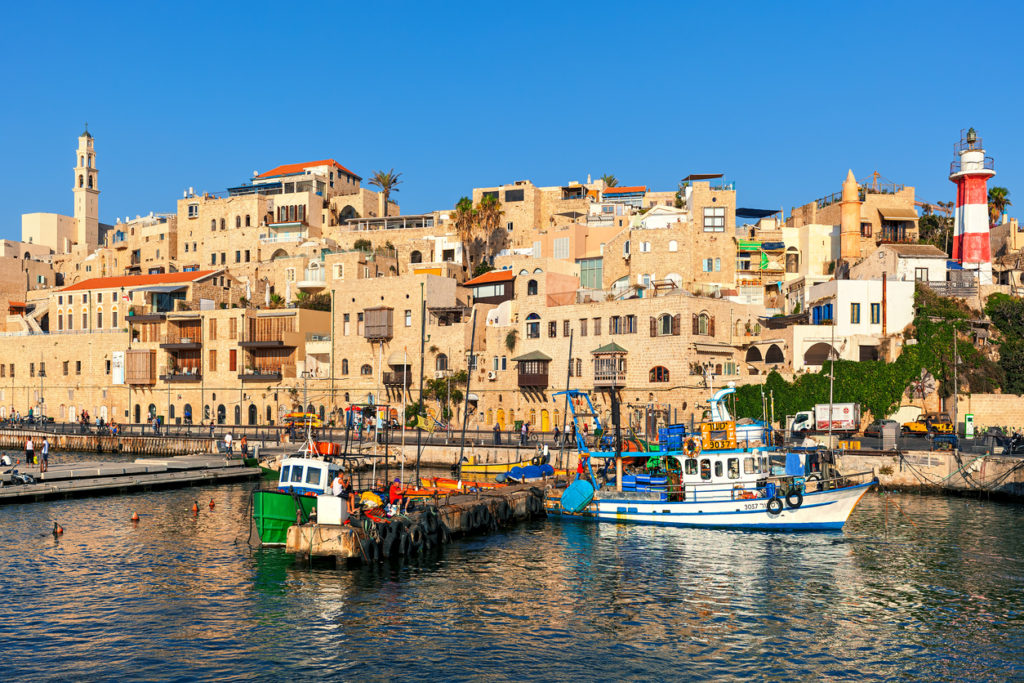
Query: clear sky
2,1,1021,236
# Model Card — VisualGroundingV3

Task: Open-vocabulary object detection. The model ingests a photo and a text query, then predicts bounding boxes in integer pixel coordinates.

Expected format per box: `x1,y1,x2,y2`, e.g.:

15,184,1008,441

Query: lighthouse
949,128,995,284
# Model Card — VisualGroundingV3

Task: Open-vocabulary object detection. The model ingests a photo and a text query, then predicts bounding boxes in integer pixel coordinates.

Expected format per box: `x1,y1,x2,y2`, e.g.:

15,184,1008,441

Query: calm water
0,482,1022,681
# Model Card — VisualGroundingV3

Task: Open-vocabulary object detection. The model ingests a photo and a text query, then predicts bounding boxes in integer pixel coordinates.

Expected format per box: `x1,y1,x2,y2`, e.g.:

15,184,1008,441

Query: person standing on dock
40,438,49,473
493,422,501,445
240,436,248,458
24,437,34,466
224,432,233,455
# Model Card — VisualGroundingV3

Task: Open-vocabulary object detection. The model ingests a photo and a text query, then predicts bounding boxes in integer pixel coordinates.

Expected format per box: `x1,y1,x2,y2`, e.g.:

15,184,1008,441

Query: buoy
53,522,63,536
131,512,140,522
191,501,199,515
209,499,215,510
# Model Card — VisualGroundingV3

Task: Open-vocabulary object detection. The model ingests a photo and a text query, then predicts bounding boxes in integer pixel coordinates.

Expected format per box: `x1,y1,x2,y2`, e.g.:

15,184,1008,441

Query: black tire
361,538,375,562
408,525,423,554
382,530,396,559
786,489,804,509
425,508,438,534
531,456,541,466
399,529,410,556
806,473,821,482
461,509,473,532
767,497,784,515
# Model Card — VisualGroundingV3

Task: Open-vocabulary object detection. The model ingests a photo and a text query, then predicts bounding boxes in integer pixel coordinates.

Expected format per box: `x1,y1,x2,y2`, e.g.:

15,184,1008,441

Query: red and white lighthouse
949,128,995,284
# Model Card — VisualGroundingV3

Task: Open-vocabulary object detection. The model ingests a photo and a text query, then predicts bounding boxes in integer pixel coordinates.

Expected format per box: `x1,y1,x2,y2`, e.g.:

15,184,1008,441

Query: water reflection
0,487,1022,680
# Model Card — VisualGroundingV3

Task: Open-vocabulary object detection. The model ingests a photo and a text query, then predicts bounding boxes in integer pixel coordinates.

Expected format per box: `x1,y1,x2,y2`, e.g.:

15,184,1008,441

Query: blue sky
2,1,1021,236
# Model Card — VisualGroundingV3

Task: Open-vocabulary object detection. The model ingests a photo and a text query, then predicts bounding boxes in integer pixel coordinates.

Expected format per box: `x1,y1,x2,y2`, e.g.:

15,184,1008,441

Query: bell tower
72,124,99,250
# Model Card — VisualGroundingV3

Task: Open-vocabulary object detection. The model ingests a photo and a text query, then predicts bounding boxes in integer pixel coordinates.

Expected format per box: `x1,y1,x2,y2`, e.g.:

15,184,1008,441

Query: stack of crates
620,474,669,501
658,424,688,452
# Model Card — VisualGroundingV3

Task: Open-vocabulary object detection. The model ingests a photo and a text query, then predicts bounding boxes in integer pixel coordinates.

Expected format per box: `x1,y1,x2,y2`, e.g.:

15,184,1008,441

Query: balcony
159,371,202,382
950,156,995,176
159,334,202,350
239,369,283,381
383,371,413,388
239,338,292,349
518,371,549,389
512,351,551,389
259,229,308,244
592,343,627,389
297,267,327,291
593,369,627,388
364,307,394,341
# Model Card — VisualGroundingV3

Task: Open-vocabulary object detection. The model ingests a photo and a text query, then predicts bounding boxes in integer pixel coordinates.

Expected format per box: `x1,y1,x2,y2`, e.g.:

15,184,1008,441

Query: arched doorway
147,404,156,420
169,404,175,420
234,405,241,424
765,344,784,364
217,405,226,424
496,408,505,430
410,250,423,264
319,405,325,421
266,406,272,424
541,409,550,432
803,343,838,367
745,347,763,363
249,404,258,425
183,403,193,423
70,406,77,423
134,404,141,423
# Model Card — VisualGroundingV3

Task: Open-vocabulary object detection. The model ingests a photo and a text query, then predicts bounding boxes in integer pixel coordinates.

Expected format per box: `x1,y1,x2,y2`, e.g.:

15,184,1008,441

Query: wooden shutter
650,317,657,337
709,316,716,337
691,313,698,335
672,314,681,336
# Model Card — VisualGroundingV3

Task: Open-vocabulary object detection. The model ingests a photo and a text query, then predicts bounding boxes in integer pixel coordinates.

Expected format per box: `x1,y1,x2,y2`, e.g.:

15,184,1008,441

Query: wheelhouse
277,457,340,496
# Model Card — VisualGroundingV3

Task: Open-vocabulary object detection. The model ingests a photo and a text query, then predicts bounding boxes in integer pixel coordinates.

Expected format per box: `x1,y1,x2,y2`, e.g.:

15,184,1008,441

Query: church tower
73,125,99,250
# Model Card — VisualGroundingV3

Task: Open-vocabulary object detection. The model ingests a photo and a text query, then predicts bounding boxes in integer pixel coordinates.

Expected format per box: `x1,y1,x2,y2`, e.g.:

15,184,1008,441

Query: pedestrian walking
553,425,560,445
240,435,249,458
25,436,34,466
41,437,49,473
224,432,233,454
520,422,528,446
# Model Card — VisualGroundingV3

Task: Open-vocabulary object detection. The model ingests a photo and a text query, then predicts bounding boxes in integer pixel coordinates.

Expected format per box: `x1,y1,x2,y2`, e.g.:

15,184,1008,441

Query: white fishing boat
549,390,876,531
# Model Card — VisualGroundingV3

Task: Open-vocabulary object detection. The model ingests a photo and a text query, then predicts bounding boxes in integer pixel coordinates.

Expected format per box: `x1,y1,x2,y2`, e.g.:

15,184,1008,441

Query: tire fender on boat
767,497,784,515
786,490,804,509
531,456,541,466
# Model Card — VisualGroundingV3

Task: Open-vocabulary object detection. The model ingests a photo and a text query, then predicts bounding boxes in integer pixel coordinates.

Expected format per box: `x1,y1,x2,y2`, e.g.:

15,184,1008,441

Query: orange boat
419,476,506,491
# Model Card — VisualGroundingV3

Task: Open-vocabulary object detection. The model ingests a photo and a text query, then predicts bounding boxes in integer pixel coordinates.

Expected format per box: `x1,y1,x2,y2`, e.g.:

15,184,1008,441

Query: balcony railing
517,371,549,388
159,334,202,349
593,370,627,387
159,371,202,382
383,371,412,387
239,369,283,381
950,157,995,175
258,231,308,244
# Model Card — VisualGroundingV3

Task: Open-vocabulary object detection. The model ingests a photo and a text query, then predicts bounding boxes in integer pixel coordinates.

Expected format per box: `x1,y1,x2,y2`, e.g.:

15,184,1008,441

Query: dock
0,455,260,504
284,483,549,564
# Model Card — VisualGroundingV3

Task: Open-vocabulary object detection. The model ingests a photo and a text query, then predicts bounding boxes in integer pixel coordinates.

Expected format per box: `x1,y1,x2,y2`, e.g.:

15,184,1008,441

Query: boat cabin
679,451,768,501
277,457,341,496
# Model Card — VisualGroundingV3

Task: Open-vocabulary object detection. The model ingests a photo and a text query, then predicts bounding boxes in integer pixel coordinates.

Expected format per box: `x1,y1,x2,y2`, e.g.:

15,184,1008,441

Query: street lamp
38,364,45,421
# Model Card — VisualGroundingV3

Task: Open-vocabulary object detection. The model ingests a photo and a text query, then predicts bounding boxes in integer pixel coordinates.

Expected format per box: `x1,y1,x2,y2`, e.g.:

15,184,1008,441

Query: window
229,317,237,339
359,364,372,376
97,310,103,328
527,279,538,296
343,313,350,336
435,354,448,371
112,308,118,328
504,188,524,202
695,313,711,336
211,219,216,231
576,358,582,377
286,268,296,282
229,349,237,372
63,361,69,375
188,204,199,218
245,250,250,263
548,321,557,338
30,363,34,378
861,223,873,238
97,293,103,303
715,258,721,272
220,218,225,230
703,207,726,232
623,240,630,257
579,318,588,336
915,267,929,282
658,314,673,336
220,253,226,265
76,361,81,375
208,318,217,341
334,264,344,279
245,215,251,227
668,240,678,252
235,251,241,263
209,350,216,371
341,359,349,375
58,314,63,331
700,459,711,481
405,310,412,327
728,458,740,479
82,311,88,329
579,258,603,290
553,237,570,260
593,317,602,335
563,320,570,336
850,303,861,324
210,254,217,266
703,259,712,273
502,356,507,371
649,366,669,383
871,303,881,325
526,313,540,339
610,316,622,334
625,315,636,334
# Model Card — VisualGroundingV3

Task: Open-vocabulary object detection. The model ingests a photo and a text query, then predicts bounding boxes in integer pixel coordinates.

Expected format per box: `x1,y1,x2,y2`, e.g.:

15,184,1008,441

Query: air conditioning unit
434,371,447,379
487,371,497,381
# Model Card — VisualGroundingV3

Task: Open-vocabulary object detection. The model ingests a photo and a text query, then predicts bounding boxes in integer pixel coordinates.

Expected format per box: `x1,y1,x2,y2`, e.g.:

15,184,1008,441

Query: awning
736,208,779,220
878,207,919,221
737,240,762,251
130,284,188,293
512,350,552,362
761,241,785,251
694,343,735,355
387,351,412,365
467,393,479,402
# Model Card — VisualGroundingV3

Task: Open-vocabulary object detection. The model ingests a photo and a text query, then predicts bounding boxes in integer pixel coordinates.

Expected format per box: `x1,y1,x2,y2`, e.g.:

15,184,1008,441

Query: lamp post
38,363,45,421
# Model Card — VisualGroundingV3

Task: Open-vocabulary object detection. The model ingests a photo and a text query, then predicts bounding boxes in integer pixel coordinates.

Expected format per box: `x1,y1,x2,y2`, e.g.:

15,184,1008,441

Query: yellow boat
458,455,539,474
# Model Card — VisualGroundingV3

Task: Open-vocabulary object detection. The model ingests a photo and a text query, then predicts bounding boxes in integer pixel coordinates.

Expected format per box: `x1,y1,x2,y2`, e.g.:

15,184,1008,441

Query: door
248,404,258,425
541,409,550,432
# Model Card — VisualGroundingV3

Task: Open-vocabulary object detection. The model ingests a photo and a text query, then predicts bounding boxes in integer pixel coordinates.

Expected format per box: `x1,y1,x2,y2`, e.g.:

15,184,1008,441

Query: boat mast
455,308,478,481
558,330,574,473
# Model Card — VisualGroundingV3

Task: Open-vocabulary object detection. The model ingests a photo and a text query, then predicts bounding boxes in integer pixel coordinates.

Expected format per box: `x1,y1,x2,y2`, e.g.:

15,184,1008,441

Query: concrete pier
285,483,548,563
0,455,259,504
836,450,1024,500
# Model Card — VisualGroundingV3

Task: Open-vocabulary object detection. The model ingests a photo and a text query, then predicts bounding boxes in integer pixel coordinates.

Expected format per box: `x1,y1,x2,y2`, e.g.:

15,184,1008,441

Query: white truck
789,403,861,436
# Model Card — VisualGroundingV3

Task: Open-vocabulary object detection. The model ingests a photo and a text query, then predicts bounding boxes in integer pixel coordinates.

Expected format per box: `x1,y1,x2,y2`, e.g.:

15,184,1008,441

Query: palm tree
368,169,402,217
600,174,618,188
476,194,504,262
452,196,477,271
989,186,1012,226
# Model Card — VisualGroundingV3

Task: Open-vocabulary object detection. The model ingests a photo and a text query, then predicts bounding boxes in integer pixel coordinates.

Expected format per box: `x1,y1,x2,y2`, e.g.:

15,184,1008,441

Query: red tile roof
603,185,647,194
60,270,219,292
463,269,517,287
255,159,361,181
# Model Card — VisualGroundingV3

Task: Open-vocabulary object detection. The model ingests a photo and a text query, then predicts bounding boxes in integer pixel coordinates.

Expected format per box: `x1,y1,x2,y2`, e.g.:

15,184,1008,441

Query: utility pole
952,320,959,446
828,320,836,450
456,308,478,480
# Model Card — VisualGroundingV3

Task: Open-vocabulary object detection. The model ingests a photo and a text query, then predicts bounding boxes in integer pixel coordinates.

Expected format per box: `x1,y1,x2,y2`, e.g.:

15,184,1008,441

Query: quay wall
836,451,1024,500
0,429,217,456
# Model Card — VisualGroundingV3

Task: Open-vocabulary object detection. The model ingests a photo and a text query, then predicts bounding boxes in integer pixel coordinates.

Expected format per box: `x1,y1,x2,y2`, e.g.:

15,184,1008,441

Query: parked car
902,412,954,435
864,419,899,437
283,412,323,429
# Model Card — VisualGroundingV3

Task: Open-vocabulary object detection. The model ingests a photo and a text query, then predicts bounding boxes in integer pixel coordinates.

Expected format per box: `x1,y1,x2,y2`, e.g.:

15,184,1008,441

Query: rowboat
457,454,543,474
420,476,506,491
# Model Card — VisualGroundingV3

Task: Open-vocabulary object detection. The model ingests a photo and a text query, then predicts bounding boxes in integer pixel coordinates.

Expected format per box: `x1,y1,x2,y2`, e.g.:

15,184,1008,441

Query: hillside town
3,126,1021,435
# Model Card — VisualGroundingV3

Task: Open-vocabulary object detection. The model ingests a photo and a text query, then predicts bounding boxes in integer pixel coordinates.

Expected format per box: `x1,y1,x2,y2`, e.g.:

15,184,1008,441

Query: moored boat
457,454,542,475
252,454,341,545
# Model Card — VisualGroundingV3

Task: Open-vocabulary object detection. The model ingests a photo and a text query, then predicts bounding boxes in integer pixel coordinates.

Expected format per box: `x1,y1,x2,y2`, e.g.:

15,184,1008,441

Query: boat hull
546,480,875,531
459,458,535,474
253,490,317,545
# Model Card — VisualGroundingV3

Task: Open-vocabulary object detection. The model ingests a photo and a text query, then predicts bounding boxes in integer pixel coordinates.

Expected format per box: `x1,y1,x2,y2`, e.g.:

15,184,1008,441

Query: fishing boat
548,389,875,531
457,454,543,475
252,433,342,545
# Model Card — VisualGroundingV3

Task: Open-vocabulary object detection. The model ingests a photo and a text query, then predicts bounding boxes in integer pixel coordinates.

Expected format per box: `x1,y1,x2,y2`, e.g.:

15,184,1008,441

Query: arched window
527,280,538,296
211,219,216,230
88,175,93,188
234,405,241,424
649,366,669,382
79,156,84,166
765,344,784,364
245,215,251,227
658,313,673,336
623,240,630,257
249,404,258,425
235,216,241,228
745,347,763,363
525,313,540,339
435,354,448,371
785,248,800,274
219,218,225,230
643,241,651,252
217,405,226,424
360,364,373,375
341,359,349,375
95,306,103,329
410,250,422,264
519,269,528,275
696,313,711,336
533,268,543,274
668,240,678,252
78,175,84,188
266,405,273,423
714,363,722,375
111,306,119,328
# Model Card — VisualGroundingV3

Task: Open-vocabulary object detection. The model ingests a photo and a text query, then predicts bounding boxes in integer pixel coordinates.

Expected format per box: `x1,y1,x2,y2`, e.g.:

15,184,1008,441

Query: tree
353,238,372,252
600,174,618,188
989,186,1011,226
505,329,518,353
452,196,477,271
368,169,402,217
476,194,504,263
294,291,331,311
268,293,285,309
